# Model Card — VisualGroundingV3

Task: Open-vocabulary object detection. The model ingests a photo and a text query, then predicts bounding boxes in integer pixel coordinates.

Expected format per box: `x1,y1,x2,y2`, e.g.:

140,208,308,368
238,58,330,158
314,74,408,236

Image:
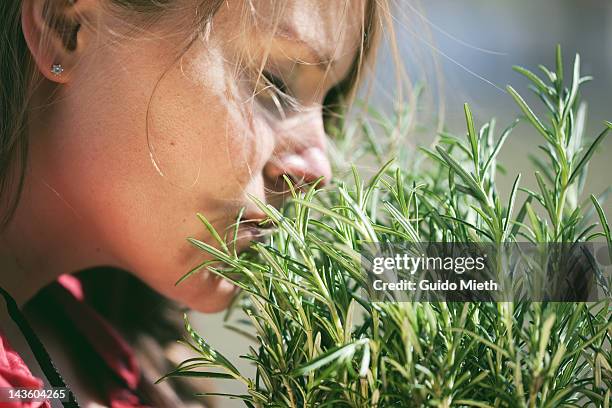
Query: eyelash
256,70,300,117
262,71,289,95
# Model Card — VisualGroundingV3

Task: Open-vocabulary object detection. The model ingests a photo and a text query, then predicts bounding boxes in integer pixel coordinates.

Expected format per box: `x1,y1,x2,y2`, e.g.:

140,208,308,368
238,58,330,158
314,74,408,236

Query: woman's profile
0,0,384,406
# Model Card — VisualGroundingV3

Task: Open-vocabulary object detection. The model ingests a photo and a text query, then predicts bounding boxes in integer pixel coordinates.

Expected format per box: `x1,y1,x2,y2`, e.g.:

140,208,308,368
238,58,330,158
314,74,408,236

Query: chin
173,276,240,314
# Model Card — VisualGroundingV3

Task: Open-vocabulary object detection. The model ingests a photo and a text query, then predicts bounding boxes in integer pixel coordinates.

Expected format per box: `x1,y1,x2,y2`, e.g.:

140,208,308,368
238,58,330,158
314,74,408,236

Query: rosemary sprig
166,47,611,408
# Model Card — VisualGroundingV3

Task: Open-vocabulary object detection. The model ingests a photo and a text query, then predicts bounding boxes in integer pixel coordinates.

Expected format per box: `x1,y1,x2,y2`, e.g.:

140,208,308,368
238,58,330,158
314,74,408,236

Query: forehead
216,0,367,77
258,0,366,59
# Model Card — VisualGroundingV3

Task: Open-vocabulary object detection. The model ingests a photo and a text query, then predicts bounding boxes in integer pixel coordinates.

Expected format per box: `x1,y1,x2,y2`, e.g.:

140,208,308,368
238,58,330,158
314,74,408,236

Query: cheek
147,43,275,197
41,40,274,311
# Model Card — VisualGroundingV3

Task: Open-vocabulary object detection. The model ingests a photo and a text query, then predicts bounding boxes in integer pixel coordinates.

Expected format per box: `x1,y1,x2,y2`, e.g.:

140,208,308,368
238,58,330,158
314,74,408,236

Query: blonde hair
0,1,388,405
0,0,386,229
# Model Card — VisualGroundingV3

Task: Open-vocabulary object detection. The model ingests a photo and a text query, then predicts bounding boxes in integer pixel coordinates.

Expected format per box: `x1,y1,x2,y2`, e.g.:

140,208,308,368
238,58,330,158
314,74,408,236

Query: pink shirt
0,275,149,408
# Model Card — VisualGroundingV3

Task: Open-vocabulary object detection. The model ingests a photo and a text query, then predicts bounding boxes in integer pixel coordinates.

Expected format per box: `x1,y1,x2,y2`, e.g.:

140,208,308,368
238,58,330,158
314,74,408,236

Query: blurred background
192,1,612,406
376,0,612,213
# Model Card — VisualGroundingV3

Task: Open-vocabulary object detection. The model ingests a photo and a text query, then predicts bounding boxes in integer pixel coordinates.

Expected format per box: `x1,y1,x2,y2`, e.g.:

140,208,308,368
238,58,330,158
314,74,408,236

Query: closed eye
262,70,289,95
255,70,301,118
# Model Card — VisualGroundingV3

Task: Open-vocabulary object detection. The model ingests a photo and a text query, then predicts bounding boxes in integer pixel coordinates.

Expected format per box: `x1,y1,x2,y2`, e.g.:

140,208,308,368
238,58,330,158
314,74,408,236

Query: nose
264,146,332,189
262,108,332,207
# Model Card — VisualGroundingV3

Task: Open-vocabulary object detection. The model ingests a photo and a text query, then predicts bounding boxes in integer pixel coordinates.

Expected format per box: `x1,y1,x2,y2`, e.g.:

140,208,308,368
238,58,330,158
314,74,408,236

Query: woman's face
27,0,364,312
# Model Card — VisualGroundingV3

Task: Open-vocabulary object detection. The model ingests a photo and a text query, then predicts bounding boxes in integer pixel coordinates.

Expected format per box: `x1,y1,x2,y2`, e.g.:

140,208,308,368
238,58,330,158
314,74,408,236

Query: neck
1,88,118,307
0,166,114,307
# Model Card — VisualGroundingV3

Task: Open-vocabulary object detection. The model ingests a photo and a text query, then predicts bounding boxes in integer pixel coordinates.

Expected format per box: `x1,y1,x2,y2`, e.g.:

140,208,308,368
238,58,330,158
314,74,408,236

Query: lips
240,211,268,225
232,211,274,252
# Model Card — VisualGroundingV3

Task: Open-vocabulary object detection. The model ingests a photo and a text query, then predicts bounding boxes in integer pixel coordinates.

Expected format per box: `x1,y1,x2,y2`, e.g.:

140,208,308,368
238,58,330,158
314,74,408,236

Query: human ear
21,0,96,83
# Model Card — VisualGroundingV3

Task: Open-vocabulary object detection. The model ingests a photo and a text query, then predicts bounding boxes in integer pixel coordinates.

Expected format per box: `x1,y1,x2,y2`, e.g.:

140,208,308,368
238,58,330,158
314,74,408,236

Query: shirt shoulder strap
0,286,80,408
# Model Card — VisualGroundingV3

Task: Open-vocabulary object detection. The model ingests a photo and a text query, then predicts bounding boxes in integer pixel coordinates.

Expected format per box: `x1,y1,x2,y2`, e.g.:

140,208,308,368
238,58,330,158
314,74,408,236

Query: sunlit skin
0,0,365,314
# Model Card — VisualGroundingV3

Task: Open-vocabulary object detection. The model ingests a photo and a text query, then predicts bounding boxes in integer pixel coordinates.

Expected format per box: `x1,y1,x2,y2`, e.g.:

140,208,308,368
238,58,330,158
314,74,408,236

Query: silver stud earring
51,64,64,76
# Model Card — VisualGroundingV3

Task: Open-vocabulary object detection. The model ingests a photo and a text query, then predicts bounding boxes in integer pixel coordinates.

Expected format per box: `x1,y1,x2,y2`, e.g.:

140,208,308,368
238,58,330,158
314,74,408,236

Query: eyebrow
273,26,335,71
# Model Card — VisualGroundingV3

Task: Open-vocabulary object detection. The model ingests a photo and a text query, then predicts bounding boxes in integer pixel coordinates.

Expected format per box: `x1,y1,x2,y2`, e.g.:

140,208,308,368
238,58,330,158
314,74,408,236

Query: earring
51,64,64,76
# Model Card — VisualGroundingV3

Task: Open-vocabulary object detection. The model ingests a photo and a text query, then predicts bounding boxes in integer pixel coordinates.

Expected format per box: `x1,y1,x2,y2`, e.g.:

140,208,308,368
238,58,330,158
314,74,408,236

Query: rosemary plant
164,47,612,407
